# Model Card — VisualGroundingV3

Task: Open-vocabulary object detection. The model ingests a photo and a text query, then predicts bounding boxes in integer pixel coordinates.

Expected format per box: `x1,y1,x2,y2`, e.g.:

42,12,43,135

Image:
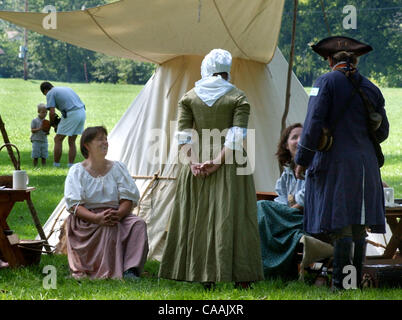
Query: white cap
200,49,232,79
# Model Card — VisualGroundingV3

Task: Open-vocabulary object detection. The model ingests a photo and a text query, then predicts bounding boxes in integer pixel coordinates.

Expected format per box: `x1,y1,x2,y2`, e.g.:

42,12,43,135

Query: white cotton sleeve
64,164,83,212
115,161,140,205
224,126,247,151
46,90,56,109
176,129,194,145
295,184,305,207
273,173,289,205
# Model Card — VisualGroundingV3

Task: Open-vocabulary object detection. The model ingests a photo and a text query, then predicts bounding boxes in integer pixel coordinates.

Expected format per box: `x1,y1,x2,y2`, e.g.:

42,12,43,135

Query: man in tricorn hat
294,36,389,290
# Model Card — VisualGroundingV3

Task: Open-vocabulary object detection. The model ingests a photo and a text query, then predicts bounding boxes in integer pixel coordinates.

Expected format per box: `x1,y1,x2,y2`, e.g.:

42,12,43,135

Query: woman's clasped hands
190,160,221,178
96,208,122,227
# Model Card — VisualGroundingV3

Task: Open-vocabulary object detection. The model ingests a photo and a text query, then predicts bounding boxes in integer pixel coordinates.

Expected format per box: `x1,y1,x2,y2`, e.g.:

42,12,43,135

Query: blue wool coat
295,69,389,234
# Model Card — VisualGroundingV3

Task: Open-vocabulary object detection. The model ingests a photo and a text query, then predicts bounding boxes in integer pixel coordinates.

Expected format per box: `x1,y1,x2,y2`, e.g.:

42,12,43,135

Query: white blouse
64,161,140,212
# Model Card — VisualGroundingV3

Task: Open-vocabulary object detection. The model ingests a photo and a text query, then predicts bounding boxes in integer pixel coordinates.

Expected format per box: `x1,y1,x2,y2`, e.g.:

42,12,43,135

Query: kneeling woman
257,123,305,279
64,126,149,279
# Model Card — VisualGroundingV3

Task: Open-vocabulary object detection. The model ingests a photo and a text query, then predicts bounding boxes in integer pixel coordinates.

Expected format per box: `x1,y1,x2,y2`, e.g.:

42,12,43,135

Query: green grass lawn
0,79,401,300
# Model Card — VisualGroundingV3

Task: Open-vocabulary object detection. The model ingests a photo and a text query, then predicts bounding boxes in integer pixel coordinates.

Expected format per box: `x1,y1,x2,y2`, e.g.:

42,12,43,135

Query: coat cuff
295,143,315,167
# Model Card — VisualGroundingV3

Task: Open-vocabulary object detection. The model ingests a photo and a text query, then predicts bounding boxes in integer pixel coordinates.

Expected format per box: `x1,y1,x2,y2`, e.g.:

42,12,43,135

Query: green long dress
158,87,264,283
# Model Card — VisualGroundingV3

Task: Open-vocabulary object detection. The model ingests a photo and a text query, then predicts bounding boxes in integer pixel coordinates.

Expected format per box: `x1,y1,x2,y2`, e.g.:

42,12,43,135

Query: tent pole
281,0,298,171
23,0,28,80
320,0,331,36
132,175,176,180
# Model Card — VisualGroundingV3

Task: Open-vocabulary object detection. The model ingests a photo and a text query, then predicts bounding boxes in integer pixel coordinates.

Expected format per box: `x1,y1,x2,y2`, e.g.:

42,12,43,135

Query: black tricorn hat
311,36,372,59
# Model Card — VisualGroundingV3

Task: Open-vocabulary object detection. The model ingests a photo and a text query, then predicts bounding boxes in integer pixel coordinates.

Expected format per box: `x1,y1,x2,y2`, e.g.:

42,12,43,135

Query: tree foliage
0,32,23,78
0,0,155,84
279,0,402,87
0,0,400,86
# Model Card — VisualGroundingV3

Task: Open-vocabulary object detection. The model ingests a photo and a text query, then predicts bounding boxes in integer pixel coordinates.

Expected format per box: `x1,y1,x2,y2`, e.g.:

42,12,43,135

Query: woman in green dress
158,49,264,288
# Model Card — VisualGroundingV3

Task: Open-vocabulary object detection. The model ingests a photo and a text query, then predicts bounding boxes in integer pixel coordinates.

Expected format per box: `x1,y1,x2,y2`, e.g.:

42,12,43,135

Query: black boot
202,282,216,290
353,238,367,289
332,237,353,290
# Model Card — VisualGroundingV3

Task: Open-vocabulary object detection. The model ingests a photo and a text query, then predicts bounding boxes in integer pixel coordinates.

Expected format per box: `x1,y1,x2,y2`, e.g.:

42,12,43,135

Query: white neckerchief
194,75,235,107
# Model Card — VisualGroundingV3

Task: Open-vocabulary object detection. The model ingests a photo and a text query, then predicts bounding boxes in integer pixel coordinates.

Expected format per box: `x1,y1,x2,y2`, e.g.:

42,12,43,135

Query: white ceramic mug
384,187,394,206
13,170,29,190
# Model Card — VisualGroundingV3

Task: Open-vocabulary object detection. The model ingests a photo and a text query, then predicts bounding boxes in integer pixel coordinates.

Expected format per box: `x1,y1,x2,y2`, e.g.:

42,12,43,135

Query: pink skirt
66,208,148,279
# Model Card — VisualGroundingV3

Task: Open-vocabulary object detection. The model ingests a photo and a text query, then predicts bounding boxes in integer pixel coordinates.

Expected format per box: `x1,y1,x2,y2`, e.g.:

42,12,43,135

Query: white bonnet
200,49,232,79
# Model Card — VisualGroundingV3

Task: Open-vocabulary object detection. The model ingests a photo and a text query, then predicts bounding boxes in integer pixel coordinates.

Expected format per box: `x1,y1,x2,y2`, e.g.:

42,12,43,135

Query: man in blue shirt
40,81,86,168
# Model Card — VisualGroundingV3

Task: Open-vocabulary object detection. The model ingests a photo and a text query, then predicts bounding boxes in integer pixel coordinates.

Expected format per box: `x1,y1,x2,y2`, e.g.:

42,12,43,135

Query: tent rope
84,9,160,65
166,56,187,98
134,171,178,215
212,0,251,60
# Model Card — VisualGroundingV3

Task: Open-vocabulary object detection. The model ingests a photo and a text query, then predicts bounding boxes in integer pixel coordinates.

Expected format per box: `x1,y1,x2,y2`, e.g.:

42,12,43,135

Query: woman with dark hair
274,123,305,210
64,126,149,280
257,123,306,279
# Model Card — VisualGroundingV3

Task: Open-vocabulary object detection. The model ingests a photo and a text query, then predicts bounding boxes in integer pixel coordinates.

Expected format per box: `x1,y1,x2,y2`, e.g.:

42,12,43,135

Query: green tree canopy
279,0,401,87
1,0,400,86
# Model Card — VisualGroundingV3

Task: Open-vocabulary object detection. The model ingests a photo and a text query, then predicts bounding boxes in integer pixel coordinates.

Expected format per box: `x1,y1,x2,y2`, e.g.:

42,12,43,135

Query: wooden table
0,187,51,267
256,191,278,202
365,200,402,263
378,201,402,260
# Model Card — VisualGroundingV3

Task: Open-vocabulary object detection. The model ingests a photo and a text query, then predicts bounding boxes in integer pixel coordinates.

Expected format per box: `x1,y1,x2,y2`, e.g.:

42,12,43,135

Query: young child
30,103,49,167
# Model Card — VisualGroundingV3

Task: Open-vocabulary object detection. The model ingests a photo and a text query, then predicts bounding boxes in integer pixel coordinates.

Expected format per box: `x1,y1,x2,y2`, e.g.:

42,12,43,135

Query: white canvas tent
0,0,388,259
40,48,309,260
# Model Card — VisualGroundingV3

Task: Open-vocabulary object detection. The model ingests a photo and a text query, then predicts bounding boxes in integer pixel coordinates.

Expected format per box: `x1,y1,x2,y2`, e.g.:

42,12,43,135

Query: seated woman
257,123,305,279
64,126,149,280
